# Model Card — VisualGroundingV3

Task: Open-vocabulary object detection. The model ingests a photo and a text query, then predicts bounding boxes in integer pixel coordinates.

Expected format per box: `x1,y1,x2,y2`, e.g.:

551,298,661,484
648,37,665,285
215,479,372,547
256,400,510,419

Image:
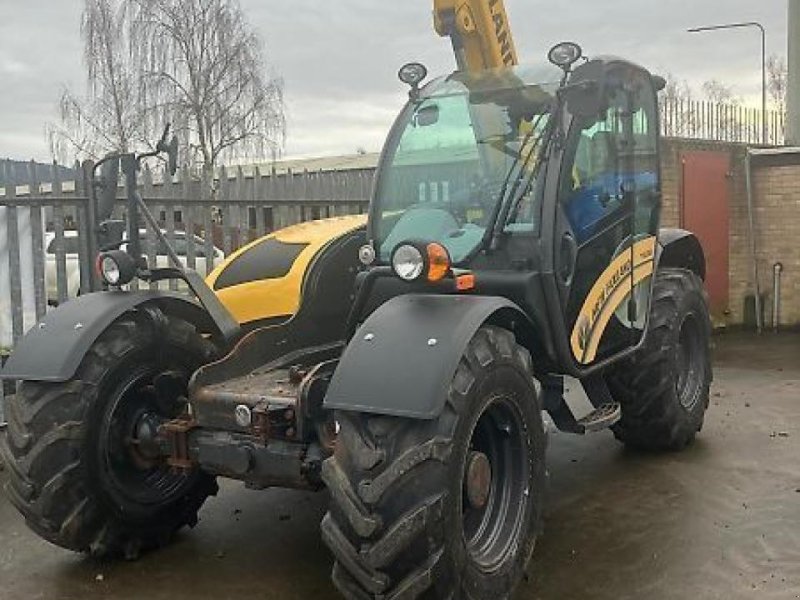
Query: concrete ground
0,332,798,600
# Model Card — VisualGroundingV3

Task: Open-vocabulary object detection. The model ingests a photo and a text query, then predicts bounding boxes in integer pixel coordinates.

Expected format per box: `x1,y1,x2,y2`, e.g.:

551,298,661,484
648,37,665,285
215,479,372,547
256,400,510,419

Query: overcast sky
0,0,789,163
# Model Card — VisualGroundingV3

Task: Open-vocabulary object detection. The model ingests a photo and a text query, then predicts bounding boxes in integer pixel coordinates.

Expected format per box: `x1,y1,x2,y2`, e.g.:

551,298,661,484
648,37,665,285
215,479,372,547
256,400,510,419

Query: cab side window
562,90,626,243
561,82,658,244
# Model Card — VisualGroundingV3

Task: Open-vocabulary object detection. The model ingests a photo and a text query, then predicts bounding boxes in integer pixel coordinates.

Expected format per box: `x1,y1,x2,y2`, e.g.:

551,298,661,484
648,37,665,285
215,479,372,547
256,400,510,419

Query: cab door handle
558,232,577,286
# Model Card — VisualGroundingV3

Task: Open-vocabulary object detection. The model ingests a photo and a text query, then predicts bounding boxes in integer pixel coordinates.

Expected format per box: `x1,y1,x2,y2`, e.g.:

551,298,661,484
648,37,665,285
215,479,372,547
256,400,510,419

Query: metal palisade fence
660,98,786,145
0,159,372,425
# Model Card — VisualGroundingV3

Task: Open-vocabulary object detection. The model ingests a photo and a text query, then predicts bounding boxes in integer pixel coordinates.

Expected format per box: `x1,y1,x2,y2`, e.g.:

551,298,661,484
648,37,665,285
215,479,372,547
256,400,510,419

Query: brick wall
749,163,800,327
658,138,800,327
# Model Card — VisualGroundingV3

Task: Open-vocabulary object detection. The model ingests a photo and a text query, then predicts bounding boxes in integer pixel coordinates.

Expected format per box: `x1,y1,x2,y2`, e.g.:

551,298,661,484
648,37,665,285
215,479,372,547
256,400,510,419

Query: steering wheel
438,178,504,226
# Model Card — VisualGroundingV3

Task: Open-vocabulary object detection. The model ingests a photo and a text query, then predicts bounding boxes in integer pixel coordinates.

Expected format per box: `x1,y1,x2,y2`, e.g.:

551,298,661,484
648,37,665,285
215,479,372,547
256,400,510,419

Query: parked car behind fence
44,230,224,303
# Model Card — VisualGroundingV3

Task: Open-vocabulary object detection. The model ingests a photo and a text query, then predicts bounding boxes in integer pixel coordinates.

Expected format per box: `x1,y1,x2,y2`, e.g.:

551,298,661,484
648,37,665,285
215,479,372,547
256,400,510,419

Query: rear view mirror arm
132,189,185,271
121,153,143,268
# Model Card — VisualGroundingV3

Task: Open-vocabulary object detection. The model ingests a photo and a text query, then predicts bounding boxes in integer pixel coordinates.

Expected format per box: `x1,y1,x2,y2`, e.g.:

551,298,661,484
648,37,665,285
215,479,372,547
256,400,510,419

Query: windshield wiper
486,112,551,249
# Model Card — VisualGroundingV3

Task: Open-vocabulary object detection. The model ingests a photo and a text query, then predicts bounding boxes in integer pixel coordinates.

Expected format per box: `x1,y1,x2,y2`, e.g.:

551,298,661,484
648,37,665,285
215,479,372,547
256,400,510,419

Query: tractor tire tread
607,268,711,451
361,494,443,570
1,311,216,557
324,326,540,600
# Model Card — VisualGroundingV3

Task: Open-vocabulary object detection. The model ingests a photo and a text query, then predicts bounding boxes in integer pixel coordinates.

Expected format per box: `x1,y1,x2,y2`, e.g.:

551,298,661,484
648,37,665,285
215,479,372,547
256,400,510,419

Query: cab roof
418,62,562,100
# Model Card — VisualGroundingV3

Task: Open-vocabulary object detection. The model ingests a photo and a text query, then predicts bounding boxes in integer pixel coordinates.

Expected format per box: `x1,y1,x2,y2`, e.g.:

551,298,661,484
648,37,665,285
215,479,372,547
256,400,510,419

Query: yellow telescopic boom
433,0,519,72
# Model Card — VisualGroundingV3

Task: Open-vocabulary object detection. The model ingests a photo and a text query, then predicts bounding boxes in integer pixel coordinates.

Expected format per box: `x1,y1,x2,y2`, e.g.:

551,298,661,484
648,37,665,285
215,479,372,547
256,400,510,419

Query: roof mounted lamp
548,42,583,72
398,62,429,100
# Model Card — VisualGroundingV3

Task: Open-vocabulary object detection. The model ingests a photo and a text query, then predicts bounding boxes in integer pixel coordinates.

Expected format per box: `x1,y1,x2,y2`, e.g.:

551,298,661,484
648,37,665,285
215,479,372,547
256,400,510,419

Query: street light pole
688,22,768,145
788,0,800,144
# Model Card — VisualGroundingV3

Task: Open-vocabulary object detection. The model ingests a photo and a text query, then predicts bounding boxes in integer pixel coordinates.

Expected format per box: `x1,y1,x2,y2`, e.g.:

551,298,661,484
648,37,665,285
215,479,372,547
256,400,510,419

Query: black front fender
324,294,532,419
2,291,221,382
658,228,706,281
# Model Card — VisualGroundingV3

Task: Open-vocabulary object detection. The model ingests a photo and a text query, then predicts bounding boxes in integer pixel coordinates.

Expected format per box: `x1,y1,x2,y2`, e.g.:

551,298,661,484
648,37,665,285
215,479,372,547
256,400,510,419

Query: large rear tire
0,308,218,558
607,268,712,451
322,326,547,600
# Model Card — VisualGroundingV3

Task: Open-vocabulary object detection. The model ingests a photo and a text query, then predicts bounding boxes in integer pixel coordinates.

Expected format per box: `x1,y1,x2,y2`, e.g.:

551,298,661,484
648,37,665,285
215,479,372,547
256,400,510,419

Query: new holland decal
488,0,515,66
570,236,657,365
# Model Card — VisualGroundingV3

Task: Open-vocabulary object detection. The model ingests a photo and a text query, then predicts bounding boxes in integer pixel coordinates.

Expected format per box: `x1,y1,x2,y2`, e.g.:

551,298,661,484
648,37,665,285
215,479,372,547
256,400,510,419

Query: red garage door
680,151,730,318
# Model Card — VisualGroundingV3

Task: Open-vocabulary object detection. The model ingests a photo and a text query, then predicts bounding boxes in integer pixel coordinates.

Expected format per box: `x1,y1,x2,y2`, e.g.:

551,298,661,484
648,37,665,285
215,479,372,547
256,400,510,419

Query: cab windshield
373,67,560,263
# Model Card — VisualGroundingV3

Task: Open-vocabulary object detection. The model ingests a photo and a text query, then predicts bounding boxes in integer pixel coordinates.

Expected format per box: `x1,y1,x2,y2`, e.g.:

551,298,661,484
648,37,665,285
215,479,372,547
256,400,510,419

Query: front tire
607,268,712,451
0,309,218,558
322,326,547,600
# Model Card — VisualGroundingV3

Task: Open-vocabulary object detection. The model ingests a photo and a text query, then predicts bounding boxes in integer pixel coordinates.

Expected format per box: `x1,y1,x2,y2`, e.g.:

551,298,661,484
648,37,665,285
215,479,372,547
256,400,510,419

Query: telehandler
1,1,711,599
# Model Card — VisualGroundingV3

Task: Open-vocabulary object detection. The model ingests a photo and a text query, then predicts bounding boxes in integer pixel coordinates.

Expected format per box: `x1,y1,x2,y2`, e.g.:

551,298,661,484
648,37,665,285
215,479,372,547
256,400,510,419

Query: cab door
553,70,661,368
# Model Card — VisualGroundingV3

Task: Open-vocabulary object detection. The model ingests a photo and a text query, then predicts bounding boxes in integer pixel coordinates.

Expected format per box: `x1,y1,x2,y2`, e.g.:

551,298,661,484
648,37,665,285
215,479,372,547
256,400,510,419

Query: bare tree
701,80,741,105
131,0,285,188
701,79,746,141
660,73,697,137
48,0,147,162
767,54,788,114
48,0,284,180
662,74,693,104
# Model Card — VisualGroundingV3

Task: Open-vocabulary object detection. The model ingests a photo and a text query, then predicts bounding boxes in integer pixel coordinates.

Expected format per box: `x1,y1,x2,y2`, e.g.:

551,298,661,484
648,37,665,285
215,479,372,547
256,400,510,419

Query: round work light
398,62,429,87
96,250,137,287
548,42,583,69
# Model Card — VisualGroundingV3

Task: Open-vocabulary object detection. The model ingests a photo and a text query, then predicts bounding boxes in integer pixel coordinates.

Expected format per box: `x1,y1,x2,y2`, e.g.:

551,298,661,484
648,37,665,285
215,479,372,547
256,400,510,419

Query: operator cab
371,62,562,266
362,46,664,375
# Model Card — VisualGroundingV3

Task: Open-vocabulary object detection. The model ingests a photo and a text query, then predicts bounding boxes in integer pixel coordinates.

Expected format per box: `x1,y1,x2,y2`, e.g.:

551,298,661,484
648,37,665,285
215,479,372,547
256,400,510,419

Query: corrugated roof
2,153,383,194
748,146,800,156
240,152,381,176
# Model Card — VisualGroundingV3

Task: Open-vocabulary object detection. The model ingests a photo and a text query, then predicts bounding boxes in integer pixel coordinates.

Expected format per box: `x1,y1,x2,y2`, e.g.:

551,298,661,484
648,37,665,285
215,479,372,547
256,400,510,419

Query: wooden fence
0,96,788,424
0,161,372,425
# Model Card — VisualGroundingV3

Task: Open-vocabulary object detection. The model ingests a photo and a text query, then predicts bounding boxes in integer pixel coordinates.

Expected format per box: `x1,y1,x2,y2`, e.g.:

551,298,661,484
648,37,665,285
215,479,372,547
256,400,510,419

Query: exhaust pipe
773,262,784,332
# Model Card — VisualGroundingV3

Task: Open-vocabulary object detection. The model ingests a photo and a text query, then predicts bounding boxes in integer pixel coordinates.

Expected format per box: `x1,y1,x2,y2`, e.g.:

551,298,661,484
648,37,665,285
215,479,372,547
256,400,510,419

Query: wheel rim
461,396,530,572
676,314,704,410
99,365,194,507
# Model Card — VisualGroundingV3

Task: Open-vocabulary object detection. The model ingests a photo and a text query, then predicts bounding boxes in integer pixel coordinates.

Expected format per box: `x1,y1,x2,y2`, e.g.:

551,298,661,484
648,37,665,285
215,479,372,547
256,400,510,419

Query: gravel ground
0,332,798,600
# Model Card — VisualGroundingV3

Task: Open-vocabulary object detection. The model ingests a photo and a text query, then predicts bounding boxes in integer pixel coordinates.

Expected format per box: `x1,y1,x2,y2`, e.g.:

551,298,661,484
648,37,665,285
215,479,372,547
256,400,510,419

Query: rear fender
2,291,222,382
658,228,706,280
324,294,535,419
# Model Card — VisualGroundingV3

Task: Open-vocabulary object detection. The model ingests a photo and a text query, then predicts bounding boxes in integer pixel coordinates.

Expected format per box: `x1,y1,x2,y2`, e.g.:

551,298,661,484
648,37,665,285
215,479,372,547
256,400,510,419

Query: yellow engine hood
206,214,367,325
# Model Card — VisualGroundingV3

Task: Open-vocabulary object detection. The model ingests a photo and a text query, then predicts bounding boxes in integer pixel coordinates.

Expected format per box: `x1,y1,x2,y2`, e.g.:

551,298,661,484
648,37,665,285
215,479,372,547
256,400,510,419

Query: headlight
100,256,121,285
391,244,425,281
390,241,452,283
96,250,136,287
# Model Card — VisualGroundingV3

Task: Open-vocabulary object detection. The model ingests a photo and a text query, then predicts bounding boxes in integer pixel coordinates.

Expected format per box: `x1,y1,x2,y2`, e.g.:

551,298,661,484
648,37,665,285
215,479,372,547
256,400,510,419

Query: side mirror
652,74,667,92
96,219,126,251
156,124,179,177
167,135,179,177
96,156,120,222
414,105,440,127
561,59,607,119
